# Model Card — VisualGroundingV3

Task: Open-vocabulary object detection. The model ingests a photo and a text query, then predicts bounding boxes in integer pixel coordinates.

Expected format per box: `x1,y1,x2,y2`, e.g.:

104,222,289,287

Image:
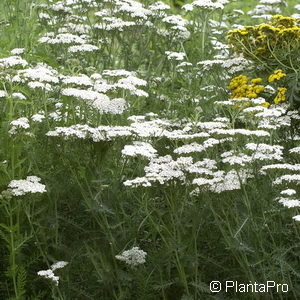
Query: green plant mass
0,0,300,299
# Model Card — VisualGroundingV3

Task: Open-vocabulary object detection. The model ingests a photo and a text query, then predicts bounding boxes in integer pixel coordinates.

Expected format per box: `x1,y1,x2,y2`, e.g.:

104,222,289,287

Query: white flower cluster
10,117,30,129
249,5,281,16
124,155,189,187
12,92,26,100
197,59,223,71
31,113,46,123
7,62,60,92
37,2,72,14
222,55,252,74
273,175,300,185
59,70,148,114
37,261,68,286
0,90,7,98
8,176,46,196
265,135,300,222
0,56,28,68
217,98,271,112
123,177,152,187
94,17,136,31
210,128,270,137
276,187,300,221
165,51,186,61
193,169,252,194
176,61,193,73
46,114,190,142
61,74,93,86
187,159,218,175
161,14,190,40
46,124,132,142
9,117,31,135
28,81,52,91
148,1,170,12
61,88,127,114
121,113,281,194
10,48,25,55
293,215,300,221
281,189,296,196
276,197,300,208
248,0,282,19
39,32,87,45
290,147,300,154
258,110,295,130
16,64,59,84
115,247,147,266
48,102,76,122
235,103,299,131
183,0,228,12
221,151,252,167
122,142,157,159
145,155,191,184
245,143,283,161
174,138,230,154
115,0,151,19
211,39,230,57
260,0,282,4
68,43,99,53
260,164,300,175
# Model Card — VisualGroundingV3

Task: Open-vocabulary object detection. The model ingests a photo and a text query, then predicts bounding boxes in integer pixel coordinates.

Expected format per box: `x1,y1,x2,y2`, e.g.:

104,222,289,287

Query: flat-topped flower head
8,176,46,196
37,260,68,286
115,246,147,266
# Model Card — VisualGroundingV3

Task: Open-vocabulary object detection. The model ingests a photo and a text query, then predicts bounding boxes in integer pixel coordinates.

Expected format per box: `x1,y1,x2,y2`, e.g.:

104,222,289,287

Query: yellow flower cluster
261,102,270,108
227,15,300,60
268,69,286,82
273,87,287,104
229,75,264,99
228,73,289,108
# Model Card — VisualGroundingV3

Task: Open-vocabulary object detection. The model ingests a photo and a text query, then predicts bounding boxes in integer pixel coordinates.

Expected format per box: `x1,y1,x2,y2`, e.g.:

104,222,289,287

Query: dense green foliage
0,0,300,299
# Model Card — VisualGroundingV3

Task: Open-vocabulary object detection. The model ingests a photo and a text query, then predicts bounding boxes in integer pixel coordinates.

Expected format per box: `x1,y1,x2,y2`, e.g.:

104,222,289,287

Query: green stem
8,201,19,299
201,14,208,58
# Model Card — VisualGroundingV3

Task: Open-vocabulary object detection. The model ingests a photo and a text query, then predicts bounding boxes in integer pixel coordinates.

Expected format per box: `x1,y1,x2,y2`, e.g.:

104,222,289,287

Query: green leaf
16,265,27,297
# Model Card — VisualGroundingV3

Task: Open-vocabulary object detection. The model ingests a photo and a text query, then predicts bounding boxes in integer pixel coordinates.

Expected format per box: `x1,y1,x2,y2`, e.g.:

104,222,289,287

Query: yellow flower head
268,69,286,82
229,75,264,100
251,78,262,84
227,15,300,61
273,87,287,104
261,102,270,108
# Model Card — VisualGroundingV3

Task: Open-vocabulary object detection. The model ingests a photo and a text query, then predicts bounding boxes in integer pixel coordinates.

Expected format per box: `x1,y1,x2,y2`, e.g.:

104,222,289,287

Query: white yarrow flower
12,92,26,100
165,51,186,61
51,261,69,271
293,215,300,222
31,114,45,122
0,90,8,98
37,270,59,286
122,142,157,159
8,176,46,196
37,260,68,286
115,246,147,266
280,189,297,196
10,48,25,55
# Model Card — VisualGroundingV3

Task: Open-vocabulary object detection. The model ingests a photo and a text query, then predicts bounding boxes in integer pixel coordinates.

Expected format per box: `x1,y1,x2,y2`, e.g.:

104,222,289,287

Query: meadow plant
0,0,300,299
228,14,300,107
